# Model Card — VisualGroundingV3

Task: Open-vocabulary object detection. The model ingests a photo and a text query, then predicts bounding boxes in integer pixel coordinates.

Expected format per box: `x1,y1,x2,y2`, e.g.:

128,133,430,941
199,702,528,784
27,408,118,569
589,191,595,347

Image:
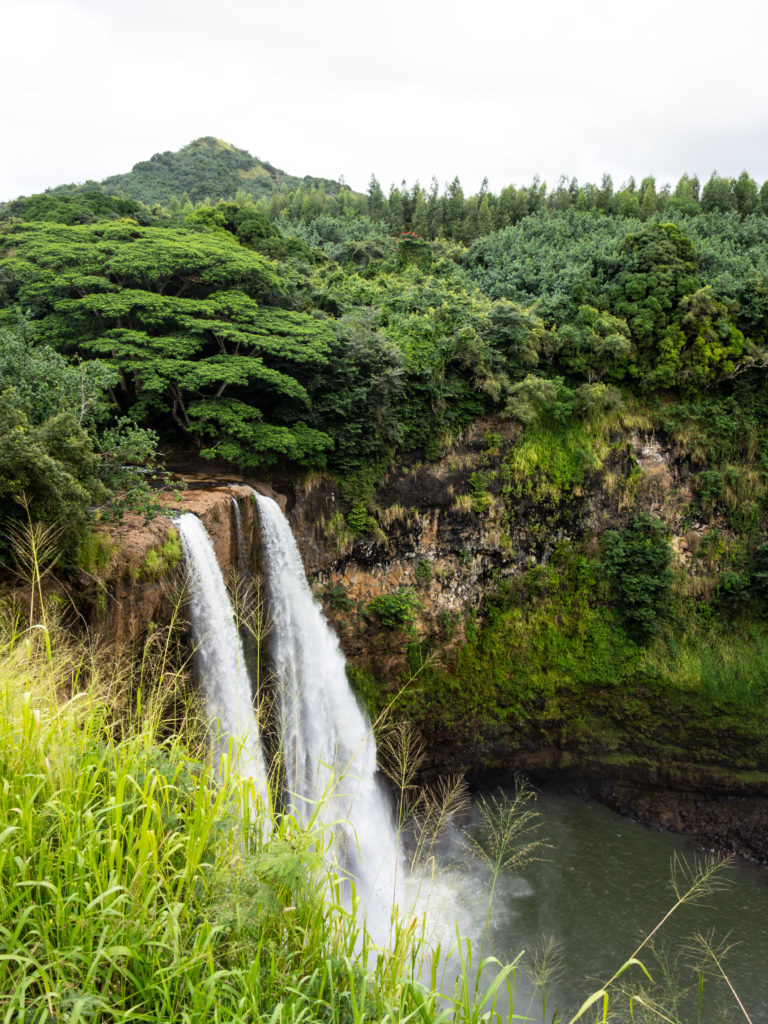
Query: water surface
436,789,768,1023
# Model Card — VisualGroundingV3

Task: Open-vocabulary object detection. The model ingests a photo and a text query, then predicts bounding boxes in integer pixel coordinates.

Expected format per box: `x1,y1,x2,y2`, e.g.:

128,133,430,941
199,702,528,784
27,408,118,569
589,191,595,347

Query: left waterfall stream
176,511,270,805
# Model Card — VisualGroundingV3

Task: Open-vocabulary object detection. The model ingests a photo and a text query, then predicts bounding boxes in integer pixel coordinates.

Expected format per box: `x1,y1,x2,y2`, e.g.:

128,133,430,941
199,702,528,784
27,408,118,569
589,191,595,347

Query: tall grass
0,602,752,1023
0,608,529,1023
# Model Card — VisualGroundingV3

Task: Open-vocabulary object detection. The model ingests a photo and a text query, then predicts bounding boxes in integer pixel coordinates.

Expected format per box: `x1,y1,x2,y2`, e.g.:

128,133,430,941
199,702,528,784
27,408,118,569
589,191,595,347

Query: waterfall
231,496,248,575
253,493,405,940
176,512,269,803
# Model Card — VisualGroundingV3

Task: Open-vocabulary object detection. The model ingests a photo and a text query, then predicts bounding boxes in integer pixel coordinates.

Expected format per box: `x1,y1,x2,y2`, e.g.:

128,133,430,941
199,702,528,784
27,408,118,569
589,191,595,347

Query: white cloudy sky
3,0,768,201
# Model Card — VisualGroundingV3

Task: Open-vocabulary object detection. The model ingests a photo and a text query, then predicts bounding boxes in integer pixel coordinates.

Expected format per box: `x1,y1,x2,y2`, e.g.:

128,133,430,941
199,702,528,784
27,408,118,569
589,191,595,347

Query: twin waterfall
177,493,404,941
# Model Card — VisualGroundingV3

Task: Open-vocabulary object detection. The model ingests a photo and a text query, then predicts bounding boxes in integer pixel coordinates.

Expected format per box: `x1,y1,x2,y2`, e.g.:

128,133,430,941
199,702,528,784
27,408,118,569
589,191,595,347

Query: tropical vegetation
1,136,767,1020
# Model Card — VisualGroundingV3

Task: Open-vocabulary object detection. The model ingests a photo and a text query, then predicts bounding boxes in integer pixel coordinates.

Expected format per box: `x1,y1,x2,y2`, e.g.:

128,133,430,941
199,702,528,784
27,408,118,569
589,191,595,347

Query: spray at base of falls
254,492,406,942
176,512,269,804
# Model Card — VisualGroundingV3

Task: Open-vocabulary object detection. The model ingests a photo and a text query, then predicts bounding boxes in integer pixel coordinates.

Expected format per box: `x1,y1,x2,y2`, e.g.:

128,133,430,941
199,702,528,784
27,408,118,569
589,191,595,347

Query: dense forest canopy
2,137,768,568
4,129,768,1024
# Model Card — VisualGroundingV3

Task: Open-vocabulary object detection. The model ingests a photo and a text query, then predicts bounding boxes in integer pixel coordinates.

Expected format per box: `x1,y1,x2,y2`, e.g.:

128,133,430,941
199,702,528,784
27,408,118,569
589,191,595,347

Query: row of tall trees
2,181,768,560
249,169,768,244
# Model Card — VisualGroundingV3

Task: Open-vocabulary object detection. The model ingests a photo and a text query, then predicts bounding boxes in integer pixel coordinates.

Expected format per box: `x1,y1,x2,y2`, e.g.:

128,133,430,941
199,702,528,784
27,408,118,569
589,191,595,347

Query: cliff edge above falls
78,476,285,647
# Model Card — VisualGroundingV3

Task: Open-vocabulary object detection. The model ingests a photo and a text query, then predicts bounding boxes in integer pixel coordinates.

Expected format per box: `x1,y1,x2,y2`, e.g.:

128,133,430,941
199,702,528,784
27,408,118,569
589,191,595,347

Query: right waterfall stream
254,492,406,943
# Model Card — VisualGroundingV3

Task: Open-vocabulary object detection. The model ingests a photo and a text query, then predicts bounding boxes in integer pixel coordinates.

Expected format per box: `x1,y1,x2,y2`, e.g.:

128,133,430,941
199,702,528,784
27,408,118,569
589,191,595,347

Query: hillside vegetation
0,143,765,1022
1,142,768,771
0,137,346,211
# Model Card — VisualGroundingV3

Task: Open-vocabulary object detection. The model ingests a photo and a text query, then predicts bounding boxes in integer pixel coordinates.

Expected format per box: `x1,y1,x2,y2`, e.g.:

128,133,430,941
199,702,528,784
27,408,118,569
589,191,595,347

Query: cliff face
83,478,284,646
91,420,692,652
290,419,689,655
85,423,768,862
286,420,768,862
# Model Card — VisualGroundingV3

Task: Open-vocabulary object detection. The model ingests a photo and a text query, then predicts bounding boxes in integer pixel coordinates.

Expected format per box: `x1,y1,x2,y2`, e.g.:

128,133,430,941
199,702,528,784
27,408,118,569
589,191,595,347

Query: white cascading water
254,493,405,941
176,512,269,804
231,496,248,574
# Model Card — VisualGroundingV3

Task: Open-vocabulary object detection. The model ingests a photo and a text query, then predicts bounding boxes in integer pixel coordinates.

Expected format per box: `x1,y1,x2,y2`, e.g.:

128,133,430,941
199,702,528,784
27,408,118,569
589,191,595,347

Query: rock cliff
82,421,768,862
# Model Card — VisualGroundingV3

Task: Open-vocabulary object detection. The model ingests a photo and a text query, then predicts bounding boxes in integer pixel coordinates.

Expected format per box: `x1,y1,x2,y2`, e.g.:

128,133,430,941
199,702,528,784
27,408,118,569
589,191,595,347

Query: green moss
501,419,609,504
137,528,182,582
74,531,116,575
389,549,768,771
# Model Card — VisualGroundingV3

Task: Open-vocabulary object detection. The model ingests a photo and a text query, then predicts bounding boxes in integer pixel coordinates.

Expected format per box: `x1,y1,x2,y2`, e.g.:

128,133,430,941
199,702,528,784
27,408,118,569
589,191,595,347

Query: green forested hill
1,136,347,210
2,141,768,1024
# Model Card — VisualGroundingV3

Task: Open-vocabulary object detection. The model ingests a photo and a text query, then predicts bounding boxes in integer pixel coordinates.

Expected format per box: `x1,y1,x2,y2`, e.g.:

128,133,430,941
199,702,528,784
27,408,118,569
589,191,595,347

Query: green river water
436,790,768,1023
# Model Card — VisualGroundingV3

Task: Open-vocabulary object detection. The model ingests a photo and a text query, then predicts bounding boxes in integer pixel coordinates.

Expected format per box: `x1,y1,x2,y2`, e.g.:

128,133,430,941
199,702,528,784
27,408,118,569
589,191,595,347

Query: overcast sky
3,0,768,202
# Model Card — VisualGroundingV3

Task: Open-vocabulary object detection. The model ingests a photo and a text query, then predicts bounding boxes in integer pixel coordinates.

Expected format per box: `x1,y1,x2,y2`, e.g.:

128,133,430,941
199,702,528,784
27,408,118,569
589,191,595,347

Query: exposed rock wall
289,418,696,655
86,479,281,644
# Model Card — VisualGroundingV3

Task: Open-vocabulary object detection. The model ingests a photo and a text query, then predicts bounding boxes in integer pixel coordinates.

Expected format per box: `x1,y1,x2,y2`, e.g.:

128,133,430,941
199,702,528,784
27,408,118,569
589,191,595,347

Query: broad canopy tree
0,220,334,466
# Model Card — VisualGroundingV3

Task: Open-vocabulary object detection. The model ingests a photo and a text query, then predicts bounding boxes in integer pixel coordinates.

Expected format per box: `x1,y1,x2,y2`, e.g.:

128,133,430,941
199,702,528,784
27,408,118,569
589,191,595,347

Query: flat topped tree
0,220,334,467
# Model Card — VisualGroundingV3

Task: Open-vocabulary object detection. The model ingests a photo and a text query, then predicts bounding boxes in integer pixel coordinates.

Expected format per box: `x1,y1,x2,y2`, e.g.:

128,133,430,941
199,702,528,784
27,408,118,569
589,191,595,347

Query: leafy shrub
504,374,575,426
346,502,377,535
414,558,433,585
468,471,491,513
368,588,421,630
602,515,673,638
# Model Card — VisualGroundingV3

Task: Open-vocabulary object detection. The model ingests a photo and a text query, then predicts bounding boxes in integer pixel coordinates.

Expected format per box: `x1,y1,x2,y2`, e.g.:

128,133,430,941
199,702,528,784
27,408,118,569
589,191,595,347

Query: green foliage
657,378,768,534
483,299,546,374
0,399,106,556
35,136,347,208
0,220,334,468
395,230,432,269
74,531,116,576
0,315,116,428
395,543,768,774
368,587,421,630
0,189,148,225
468,470,492,512
5,155,768,558
554,305,633,382
414,558,433,585
312,309,403,476
325,582,355,611
182,199,310,261
0,319,182,556
602,515,674,639
651,286,744,390
138,529,182,582
345,502,378,535
97,417,182,520
504,374,575,426
322,511,355,554
4,613,625,1024
501,417,608,507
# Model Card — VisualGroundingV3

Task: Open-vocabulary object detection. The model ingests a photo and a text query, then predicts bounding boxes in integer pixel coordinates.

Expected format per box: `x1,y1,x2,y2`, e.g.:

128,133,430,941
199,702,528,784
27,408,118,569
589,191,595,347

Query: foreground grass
0,612,538,1024
0,609,752,1024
